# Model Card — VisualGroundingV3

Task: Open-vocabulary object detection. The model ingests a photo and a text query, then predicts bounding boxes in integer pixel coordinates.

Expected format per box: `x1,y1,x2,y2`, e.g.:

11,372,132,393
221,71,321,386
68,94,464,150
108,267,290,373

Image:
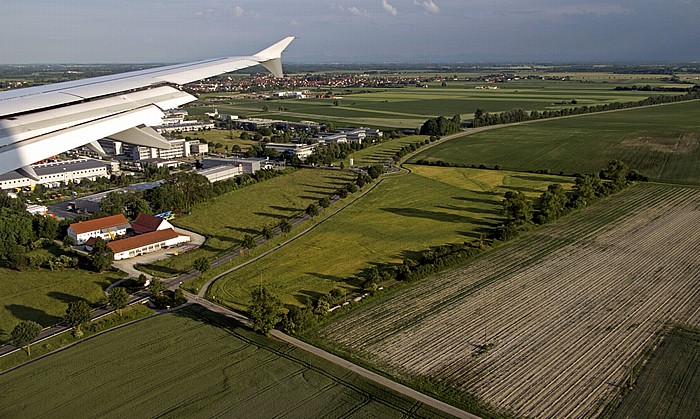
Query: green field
191,79,675,130
142,168,355,277
183,128,260,151
0,267,124,343
612,326,700,419
409,100,700,185
208,165,571,311
0,305,449,419
346,135,430,166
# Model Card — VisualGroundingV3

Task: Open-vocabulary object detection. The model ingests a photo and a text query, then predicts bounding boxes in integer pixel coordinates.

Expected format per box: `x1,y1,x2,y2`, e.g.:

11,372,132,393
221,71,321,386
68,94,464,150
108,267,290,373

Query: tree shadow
381,207,487,224
269,206,300,213
5,304,62,327
437,204,501,215
136,263,182,277
301,183,337,190
502,185,542,194
47,291,82,305
512,174,566,183
225,226,260,235
305,272,345,282
296,289,326,304
253,212,289,220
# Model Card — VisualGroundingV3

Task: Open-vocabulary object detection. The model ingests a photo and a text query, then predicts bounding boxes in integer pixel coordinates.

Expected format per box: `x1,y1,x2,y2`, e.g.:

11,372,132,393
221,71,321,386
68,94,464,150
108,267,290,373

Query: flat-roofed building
202,157,268,174
0,158,112,191
68,214,130,245
107,228,190,260
264,143,316,161
198,165,243,183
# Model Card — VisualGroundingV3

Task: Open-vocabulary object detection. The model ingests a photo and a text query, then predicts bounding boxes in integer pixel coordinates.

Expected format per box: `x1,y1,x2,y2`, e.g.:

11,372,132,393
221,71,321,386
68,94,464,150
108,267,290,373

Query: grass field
318,183,700,417
179,128,260,151
409,100,700,185
0,305,449,419
345,135,430,166
208,165,572,311
191,79,675,130
0,267,124,343
140,168,355,277
612,326,700,419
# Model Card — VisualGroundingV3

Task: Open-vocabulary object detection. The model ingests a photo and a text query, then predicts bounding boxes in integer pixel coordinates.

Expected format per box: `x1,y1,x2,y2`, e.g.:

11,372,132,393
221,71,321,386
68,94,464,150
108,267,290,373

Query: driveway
111,227,205,279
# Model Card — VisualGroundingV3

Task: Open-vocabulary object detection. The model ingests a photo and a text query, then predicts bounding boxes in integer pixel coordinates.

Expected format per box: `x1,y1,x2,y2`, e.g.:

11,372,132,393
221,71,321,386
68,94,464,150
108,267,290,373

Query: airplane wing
0,37,294,179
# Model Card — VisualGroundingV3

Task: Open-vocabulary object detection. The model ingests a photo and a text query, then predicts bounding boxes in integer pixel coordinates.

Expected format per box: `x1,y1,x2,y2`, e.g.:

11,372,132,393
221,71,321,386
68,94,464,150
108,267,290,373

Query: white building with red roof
67,214,130,245
108,228,190,260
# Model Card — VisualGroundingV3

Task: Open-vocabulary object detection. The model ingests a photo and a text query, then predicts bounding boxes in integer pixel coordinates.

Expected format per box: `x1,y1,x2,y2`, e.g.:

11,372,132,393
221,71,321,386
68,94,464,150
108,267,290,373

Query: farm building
67,214,130,245
130,213,174,234
107,228,190,260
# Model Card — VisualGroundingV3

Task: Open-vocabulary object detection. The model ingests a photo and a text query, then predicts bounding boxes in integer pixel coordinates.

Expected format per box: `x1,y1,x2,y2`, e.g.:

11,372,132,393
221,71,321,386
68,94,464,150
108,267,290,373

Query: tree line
471,89,700,128
419,114,461,136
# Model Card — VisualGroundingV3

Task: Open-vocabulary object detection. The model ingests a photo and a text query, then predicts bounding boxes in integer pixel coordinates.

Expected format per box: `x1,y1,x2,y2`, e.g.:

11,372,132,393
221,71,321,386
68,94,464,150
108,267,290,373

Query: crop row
321,184,700,417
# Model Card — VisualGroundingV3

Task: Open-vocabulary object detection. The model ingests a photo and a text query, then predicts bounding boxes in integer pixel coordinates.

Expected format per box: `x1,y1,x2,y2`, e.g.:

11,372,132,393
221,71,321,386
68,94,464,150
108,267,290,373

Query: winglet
254,37,295,77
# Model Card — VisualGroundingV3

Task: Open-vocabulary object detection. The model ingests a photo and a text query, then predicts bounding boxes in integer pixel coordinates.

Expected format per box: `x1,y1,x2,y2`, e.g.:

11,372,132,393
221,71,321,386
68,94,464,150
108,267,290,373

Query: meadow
410,100,700,185
140,168,355,277
612,326,700,419
0,266,124,343
319,184,700,418
0,305,449,419
208,165,572,311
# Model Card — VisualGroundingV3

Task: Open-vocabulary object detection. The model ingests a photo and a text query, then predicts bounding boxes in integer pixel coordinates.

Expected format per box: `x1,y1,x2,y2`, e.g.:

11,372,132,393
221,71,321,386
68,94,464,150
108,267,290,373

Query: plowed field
320,184,700,417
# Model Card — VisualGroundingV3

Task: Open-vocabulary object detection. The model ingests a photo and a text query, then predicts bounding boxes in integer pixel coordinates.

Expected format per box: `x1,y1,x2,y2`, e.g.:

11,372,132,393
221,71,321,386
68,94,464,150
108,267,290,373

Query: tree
278,219,292,235
282,306,316,335
193,257,210,274
64,300,91,337
536,184,568,224
305,203,319,219
88,237,113,272
108,287,128,316
11,320,42,355
249,286,282,335
318,197,330,208
502,191,533,225
600,159,629,187
243,234,256,249
261,225,274,240
148,277,167,296
367,165,384,179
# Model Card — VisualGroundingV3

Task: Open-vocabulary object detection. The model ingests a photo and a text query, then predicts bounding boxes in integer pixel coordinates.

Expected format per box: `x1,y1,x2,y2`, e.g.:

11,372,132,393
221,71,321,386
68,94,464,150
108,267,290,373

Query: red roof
107,228,186,254
131,213,166,234
69,214,130,235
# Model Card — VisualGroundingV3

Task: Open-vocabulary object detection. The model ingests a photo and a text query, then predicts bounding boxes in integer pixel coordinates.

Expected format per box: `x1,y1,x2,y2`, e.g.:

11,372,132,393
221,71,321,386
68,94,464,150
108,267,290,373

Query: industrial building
197,165,243,183
108,228,191,260
264,143,317,161
131,138,207,161
0,158,114,191
202,157,271,174
67,214,130,245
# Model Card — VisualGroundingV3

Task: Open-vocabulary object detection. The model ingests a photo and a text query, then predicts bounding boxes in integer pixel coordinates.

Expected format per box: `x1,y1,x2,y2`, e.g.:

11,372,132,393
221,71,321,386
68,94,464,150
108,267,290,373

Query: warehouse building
67,214,130,245
108,228,191,260
0,158,113,191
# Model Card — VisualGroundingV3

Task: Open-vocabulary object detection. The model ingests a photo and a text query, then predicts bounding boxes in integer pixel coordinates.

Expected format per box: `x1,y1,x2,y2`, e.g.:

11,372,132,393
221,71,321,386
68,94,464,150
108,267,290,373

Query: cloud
234,6,244,17
415,0,440,14
382,0,397,16
348,6,369,16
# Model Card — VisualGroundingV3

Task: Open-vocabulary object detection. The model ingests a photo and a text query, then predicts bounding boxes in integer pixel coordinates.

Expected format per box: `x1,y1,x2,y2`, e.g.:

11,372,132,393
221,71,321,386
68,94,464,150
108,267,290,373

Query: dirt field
320,184,700,417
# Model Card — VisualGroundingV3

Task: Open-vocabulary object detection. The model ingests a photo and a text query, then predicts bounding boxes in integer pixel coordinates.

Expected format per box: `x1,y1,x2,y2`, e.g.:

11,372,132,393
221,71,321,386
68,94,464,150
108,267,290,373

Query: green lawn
208,165,572,311
0,267,124,343
612,326,700,419
409,100,700,185
141,168,355,277
0,305,449,419
181,128,260,151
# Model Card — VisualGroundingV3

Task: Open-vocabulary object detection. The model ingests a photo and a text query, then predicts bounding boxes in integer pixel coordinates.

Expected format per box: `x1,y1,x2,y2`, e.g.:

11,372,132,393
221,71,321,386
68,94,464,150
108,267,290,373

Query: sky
0,0,698,64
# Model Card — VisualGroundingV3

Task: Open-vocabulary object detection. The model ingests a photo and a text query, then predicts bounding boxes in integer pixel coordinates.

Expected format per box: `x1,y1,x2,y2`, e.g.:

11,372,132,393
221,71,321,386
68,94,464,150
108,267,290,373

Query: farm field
0,267,124,343
141,168,354,276
192,79,675,130
0,305,449,419
346,135,430,166
612,326,700,419
409,100,700,185
208,165,572,311
318,183,700,418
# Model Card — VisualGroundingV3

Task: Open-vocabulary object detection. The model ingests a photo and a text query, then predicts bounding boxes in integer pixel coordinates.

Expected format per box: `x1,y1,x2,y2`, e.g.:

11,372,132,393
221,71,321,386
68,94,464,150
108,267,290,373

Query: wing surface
0,37,294,178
